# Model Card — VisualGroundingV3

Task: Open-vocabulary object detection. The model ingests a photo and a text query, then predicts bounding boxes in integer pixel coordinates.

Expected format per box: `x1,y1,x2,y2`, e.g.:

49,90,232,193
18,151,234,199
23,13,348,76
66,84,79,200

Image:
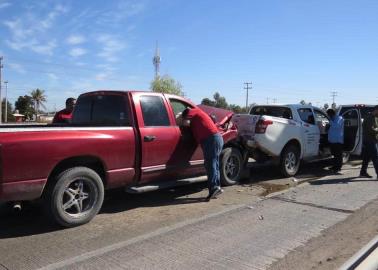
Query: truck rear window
250,106,292,119
72,94,130,126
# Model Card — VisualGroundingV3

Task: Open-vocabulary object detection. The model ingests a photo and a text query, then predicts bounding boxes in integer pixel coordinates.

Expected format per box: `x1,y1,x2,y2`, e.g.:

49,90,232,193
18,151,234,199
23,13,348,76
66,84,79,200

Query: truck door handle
144,135,156,142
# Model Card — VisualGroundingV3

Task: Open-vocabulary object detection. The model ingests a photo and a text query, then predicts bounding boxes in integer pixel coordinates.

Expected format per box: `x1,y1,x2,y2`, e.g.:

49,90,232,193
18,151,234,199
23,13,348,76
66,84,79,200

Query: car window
72,94,130,126
251,106,292,119
360,107,374,119
297,108,315,124
314,109,329,122
342,109,359,127
169,99,190,116
339,106,374,120
169,99,192,125
140,95,170,126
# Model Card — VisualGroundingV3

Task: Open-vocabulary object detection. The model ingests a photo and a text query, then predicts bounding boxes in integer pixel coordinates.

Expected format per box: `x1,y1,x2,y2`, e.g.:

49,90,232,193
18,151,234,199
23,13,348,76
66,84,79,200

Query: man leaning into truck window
359,105,378,179
53,98,76,124
326,109,344,173
182,108,224,201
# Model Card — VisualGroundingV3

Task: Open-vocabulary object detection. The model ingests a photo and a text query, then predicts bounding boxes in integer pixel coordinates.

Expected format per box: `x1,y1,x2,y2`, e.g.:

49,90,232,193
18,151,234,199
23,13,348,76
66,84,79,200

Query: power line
330,91,338,104
244,82,252,110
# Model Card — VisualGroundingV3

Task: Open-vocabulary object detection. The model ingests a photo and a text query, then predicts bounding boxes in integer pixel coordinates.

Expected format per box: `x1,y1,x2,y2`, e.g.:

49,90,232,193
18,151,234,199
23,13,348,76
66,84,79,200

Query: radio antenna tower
152,41,161,79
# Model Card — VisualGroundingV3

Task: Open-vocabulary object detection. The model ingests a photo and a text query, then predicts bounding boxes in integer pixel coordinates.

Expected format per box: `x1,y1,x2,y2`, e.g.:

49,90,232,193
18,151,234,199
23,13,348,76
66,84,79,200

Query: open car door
342,109,362,153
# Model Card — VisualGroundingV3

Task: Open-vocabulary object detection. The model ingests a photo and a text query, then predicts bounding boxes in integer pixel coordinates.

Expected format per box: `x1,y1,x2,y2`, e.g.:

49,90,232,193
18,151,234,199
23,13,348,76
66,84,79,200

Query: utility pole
266,97,270,104
4,81,7,123
273,98,277,104
244,82,252,110
330,91,338,104
0,56,3,124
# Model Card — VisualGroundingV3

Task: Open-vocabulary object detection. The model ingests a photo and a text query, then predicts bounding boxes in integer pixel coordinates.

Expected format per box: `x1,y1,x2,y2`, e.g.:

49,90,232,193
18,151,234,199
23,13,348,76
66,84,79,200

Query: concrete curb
339,235,378,270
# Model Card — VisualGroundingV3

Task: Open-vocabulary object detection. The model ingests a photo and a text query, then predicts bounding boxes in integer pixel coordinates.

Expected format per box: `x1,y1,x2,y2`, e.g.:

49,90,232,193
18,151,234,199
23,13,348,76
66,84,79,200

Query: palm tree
30,89,47,121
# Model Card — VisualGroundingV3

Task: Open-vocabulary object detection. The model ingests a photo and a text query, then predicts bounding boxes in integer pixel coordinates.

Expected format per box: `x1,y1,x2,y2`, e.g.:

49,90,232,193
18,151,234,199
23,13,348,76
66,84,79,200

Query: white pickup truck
232,104,362,177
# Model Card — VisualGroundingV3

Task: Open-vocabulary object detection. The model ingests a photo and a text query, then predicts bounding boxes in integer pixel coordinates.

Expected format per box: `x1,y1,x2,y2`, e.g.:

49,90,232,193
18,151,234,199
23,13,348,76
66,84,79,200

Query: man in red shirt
52,97,76,124
182,107,224,200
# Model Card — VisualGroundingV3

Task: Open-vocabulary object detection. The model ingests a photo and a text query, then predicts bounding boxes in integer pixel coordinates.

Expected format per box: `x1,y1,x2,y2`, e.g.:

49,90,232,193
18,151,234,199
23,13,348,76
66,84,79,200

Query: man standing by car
53,98,76,124
327,109,344,173
359,105,378,179
182,108,224,201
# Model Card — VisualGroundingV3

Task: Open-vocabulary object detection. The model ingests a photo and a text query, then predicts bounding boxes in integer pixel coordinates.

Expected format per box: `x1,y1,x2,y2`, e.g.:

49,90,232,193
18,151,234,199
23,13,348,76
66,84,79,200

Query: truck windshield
250,106,293,119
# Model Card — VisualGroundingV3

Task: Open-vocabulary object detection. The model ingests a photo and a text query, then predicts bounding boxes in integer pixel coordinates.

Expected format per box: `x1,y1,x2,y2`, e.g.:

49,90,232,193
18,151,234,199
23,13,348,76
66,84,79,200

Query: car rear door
297,108,320,157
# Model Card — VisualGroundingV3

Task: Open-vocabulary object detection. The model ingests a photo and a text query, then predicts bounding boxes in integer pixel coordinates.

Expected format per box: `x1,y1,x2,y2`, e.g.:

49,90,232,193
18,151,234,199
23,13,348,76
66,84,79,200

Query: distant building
12,110,25,122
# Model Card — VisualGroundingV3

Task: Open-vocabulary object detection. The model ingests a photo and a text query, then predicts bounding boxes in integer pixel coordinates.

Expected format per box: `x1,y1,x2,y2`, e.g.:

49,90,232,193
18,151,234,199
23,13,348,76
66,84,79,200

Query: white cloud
30,41,57,55
48,73,58,80
97,34,126,62
69,47,87,57
0,2,11,9
96,1,146,26
3,4,67,55
95,73,109,81
8,63,26,74
67,34,86,45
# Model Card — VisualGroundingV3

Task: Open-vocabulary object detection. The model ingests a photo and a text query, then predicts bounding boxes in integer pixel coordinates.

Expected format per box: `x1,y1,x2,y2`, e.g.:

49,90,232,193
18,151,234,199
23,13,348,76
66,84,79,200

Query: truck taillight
255,119,273,133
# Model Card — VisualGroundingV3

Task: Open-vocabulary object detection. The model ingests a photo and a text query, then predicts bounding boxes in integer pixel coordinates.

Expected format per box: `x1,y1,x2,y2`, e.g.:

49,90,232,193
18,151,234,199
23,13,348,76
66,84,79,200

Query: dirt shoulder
268,198,378,270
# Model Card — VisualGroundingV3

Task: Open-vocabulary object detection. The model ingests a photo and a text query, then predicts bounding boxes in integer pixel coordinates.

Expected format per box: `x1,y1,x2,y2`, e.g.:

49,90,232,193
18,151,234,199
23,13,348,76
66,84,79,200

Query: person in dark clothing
53,98,76,124
326,109,344,173
359,105,378,179
182,108,224,201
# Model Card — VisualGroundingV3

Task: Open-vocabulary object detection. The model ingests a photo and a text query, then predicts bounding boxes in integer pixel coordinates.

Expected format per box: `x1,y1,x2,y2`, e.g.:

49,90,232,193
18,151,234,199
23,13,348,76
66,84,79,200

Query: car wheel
280,144,300,177
220,147,243,186
45,167,104,227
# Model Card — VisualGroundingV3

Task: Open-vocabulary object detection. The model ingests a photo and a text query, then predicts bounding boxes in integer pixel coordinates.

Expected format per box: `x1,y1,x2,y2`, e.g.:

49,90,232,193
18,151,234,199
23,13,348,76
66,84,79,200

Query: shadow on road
0,159,342,238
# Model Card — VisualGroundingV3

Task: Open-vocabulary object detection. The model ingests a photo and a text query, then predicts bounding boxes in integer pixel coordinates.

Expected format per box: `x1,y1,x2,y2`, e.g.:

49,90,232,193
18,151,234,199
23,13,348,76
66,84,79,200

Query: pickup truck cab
232,104,361,177
0,91,244,227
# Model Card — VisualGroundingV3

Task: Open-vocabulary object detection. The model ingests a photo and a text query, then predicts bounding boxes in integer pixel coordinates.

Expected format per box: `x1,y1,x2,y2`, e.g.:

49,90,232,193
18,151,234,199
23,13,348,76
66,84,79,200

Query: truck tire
280,144,300,177
45,167,104,227
220,147,243,186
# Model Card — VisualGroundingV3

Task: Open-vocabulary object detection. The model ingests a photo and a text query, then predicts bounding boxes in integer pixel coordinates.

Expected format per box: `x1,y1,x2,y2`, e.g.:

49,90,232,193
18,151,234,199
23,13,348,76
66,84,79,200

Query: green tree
30,88,47,119
1,99,15,122
15,95,35,120
213,92,228,109
150,75,184,96
229,104,246,113
200,98,216,107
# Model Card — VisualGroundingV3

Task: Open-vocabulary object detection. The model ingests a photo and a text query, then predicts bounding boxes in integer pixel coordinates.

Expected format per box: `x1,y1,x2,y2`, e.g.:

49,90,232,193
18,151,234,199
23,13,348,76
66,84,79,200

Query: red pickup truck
0,91,244,227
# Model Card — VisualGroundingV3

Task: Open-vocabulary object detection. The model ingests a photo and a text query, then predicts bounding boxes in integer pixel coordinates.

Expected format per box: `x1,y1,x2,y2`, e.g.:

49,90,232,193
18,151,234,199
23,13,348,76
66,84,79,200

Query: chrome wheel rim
60,178,98,218
225,155,240,179
285,152,297,173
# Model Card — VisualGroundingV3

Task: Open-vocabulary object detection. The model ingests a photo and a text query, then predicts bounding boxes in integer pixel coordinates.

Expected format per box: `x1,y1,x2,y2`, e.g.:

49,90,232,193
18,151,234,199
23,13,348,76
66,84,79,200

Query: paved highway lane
0,161,377,270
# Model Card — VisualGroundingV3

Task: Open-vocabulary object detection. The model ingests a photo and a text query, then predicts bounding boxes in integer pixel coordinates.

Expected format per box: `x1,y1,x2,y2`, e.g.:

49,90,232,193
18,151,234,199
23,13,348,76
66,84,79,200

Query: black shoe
359,172,372,178
206,187,223,201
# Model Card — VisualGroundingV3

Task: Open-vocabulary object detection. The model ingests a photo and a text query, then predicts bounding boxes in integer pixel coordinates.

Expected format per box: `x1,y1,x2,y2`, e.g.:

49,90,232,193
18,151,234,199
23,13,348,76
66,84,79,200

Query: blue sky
0,0,377,111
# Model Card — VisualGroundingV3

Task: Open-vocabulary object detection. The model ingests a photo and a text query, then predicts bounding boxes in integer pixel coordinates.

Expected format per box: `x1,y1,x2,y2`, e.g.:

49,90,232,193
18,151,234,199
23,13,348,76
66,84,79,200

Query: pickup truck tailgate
232,114,260,140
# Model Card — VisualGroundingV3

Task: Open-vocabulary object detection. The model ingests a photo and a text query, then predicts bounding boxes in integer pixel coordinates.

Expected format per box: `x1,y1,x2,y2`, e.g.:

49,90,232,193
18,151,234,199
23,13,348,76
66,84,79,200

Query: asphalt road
0,160,377,270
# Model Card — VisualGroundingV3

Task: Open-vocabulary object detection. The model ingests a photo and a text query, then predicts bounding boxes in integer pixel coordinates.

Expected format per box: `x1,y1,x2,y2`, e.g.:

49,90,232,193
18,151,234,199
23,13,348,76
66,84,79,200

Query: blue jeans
201,133,224,192
360,140,378,176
